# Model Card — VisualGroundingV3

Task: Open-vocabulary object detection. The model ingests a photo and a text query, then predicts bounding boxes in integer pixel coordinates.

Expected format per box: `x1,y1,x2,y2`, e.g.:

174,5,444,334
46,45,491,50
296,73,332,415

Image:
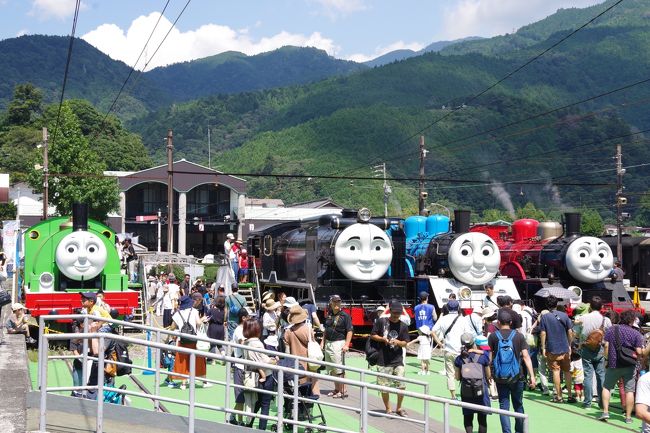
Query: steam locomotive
471,212,634,311
405,210,520,312
24,204,140,317
247,208,412,328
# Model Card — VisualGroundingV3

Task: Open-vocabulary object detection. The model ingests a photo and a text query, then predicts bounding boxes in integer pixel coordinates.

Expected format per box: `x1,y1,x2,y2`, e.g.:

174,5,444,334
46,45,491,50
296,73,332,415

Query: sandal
396,409,408,417
334,393,348,399
551,397,564,403
327,391,342,398
385,410,394,416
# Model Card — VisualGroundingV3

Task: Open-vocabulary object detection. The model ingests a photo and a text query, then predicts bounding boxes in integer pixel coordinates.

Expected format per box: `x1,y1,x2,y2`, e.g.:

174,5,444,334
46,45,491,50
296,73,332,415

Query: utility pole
418,135,428,215
157,209,162,253
42,127,49,220
207,125,211,169
615,143,625,263
373,163,391,217
167,129,174,253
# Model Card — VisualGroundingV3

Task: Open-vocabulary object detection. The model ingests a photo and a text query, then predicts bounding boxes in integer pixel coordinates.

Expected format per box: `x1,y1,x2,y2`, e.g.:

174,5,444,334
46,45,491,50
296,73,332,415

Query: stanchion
143,308,155,375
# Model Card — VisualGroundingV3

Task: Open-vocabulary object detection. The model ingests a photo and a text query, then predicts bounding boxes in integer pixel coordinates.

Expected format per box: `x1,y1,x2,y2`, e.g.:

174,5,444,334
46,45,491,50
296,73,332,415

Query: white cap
12,302,25,311
284,297,298,308
226,233,235,239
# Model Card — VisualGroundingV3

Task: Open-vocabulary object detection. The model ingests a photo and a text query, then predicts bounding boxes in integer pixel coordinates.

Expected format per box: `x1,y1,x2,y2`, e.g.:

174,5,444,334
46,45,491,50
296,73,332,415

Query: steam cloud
489,180,515,218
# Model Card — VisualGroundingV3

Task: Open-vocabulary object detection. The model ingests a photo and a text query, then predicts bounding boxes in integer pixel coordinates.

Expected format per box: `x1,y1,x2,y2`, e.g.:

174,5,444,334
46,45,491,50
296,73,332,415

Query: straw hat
264,298,281,311
287,305,307,325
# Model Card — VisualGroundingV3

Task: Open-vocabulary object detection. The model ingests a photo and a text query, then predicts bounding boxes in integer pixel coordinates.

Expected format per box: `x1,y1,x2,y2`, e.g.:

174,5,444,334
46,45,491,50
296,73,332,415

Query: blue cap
419,291,429,300
179,295,193,310
447,299,459,311
80,292,97,301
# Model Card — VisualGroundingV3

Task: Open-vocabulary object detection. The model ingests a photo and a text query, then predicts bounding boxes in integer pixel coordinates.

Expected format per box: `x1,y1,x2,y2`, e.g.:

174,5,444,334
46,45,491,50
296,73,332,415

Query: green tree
0,202,17,220
636,191,650,227
515,202,546,220
481,208,514,222
580,207,605,236
0,126,40,182
5,83,43,126
28,102,119,220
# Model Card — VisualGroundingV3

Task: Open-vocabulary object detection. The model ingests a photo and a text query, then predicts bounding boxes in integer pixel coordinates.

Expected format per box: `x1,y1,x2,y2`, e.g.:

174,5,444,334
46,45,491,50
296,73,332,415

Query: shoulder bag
614,325,638,367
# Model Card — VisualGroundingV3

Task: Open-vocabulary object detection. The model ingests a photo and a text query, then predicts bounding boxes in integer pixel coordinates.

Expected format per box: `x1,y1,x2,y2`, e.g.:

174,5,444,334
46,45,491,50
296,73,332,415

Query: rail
37,314,529,433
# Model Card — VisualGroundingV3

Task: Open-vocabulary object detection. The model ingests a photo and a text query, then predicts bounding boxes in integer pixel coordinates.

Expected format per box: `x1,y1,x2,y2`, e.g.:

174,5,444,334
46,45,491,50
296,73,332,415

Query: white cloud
441,0,603,39
346,40,425,63
314,0,367,17
82,13,340,70
29,0,86,20
16,28,29,37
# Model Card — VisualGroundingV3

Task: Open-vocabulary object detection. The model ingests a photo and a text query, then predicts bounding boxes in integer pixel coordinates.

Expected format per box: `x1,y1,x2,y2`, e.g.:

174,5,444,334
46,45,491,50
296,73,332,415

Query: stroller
271,358,326,433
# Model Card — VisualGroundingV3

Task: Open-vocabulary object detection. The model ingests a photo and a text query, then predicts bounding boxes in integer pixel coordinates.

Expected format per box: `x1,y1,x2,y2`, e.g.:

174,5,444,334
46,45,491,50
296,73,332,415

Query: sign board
198,223,204,232
136,215,158,222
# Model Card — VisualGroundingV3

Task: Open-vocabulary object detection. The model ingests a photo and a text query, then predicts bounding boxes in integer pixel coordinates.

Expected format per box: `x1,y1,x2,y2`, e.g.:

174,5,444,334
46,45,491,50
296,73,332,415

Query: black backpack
114,341,133,376
460,353,485,399
366,318,388,366
179,311,197,344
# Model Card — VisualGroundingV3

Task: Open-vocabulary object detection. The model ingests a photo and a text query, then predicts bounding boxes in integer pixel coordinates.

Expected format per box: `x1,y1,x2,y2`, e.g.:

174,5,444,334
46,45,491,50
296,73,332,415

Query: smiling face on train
56,231,108,281
334,223,393,282
565,236,614,283
447,232,500,286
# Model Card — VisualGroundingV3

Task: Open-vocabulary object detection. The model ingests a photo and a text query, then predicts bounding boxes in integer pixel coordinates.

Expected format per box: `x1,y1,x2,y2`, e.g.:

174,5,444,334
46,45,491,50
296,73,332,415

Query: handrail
39,314,427,386
37,316,529,433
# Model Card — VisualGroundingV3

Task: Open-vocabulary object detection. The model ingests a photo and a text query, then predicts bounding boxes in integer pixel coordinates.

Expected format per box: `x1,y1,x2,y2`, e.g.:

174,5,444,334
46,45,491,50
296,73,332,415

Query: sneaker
26,337,37,345
582,402,592,409
167,382,176,388
625,418,633,424
203,382,213,388
180,383,187,390
567,397,577,404
598,412,609,421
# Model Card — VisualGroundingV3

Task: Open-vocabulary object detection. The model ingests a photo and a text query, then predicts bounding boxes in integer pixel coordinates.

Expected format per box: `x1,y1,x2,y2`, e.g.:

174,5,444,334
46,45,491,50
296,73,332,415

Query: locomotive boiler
247,208,412,328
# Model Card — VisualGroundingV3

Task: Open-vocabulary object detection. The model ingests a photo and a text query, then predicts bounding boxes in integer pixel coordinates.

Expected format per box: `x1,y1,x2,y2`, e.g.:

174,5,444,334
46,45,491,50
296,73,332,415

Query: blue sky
0,0,603,69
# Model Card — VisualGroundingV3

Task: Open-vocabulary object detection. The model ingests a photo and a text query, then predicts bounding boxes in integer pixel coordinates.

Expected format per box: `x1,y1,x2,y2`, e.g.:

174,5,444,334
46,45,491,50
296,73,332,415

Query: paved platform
0,316,31,433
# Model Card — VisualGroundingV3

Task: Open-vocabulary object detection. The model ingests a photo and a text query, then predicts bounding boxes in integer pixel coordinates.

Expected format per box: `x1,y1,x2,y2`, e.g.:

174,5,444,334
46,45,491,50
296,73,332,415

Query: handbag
196,323,210,351
614,325,638,367
307,329,324,372
243,370,259,388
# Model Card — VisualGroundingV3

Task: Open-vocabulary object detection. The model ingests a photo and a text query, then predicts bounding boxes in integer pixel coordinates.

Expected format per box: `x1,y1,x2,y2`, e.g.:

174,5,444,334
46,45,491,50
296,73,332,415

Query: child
454,333,490,433
570,351,584,401
408,325,433,375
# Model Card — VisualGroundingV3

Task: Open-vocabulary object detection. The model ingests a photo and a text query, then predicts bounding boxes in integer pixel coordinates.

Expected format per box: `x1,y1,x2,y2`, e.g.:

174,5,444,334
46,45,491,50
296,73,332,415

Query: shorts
324,340,346,375
574,383,584,392
377,365,406,389
546,352,570,371
238,268,248,277
604,367,636,393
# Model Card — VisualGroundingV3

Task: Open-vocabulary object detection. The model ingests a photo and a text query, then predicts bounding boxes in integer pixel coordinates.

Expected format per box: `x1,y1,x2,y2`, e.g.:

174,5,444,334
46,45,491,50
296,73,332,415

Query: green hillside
145,46,366,102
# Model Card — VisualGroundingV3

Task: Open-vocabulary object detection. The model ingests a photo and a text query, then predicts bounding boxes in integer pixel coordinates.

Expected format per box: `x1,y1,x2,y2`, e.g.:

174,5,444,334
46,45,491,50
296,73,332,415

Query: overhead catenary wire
51,0,82,144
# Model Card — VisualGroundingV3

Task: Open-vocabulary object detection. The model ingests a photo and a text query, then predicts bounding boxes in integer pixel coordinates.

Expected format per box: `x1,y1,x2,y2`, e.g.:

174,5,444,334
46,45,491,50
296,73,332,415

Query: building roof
287,197,344,209
245,198,285,208
114,159,246,194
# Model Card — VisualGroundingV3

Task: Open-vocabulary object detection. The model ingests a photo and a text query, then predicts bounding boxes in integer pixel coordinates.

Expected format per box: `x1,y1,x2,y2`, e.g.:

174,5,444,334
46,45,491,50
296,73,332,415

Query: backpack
584,316,606,351
228,295,244,316
492,330,521,383
460,353,485,399
179,310,197,344
366,318,387,366
114,341,133,376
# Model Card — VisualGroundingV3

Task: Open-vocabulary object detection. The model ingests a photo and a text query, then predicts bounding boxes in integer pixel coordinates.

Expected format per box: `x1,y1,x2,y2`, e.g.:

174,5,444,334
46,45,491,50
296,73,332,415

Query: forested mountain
364,37,483,68
127,0,650,219
145,46,366,102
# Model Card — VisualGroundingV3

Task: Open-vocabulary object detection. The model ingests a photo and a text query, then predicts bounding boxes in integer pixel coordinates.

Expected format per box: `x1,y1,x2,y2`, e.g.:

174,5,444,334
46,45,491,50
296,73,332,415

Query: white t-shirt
172,308,199,334
224,240,235,260
576,310,612,341
432,312,469,355
636,372,650,433
232,324,245,370
570,359,584,384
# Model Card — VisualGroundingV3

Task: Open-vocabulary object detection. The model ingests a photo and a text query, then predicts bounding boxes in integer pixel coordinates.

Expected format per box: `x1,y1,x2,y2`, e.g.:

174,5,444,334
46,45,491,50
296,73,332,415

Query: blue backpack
492,330,520,383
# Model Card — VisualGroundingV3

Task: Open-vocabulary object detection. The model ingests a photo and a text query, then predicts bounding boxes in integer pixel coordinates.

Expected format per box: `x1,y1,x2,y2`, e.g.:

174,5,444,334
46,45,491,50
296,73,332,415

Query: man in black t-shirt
497,295,523,330
370,300,410,417
322,295,353,398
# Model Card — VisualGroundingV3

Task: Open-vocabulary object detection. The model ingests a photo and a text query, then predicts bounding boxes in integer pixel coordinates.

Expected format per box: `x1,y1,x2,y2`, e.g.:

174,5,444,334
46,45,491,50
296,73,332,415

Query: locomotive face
334,223,392,282
56,231,108,281
448,232,500,286
565,236,614,283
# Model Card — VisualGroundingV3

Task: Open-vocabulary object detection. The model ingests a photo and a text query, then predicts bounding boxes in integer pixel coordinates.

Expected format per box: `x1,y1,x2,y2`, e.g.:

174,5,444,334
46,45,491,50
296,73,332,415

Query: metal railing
37,314,529,433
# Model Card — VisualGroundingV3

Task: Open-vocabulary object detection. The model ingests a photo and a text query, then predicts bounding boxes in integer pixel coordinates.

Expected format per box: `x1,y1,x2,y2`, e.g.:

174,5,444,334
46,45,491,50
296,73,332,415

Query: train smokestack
453,210,471,233
564,212,581,237
72,203,88,231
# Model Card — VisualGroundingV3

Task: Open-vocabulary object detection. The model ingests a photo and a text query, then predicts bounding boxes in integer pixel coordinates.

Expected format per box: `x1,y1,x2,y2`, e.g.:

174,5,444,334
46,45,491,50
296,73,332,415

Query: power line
51,0,81,144
341,0,626,176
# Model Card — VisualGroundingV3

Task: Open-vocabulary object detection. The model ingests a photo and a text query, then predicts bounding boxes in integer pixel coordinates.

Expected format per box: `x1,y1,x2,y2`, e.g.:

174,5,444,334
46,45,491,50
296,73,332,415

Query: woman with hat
283,305,320,395
168,295,209,390
262,298,281,344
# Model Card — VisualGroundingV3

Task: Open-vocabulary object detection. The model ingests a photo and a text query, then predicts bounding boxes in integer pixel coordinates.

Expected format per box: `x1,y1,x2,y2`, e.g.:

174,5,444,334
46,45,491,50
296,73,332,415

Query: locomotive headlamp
39,272,54,291
357,208,372,222
569,285,583,299
459,286,472,300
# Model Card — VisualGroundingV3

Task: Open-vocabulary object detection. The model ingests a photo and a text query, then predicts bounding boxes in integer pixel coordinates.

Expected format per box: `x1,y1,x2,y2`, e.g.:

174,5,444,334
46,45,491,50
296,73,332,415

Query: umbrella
534,286,581,300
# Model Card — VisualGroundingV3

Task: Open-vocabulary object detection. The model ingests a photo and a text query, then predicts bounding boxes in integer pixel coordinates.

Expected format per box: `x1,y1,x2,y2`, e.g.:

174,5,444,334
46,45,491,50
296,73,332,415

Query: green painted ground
29,350,640,433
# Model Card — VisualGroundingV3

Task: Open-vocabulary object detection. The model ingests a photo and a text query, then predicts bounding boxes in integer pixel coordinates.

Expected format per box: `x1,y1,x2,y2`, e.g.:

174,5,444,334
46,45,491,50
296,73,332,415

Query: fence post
360,384,368,433
292,358,299,433
97,335,105,433
82,316,89,398
424,383,430,432
523,415,529,433
154,330,161,412
37,316,45,390
277,369,284,433
443,402,450,433
38,333,48,432
224,343,231,423
189,352,196,433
